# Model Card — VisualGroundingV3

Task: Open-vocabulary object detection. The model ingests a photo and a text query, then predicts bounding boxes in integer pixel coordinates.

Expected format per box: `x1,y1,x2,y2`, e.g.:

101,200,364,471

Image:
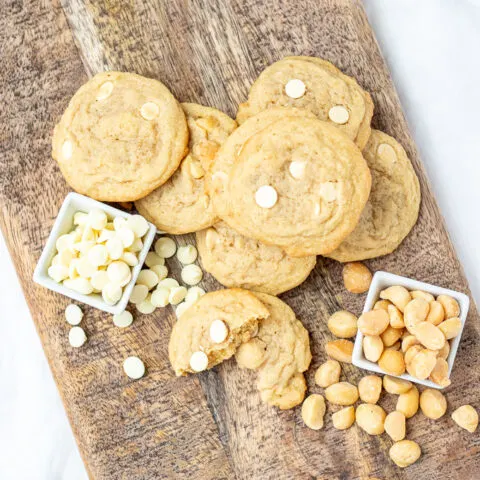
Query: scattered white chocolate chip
102,282,123,305
61,140,73,160
151,287,170,308
177,245,198,265
68,326,87,348
136,296,156,314
158,278,179,290
96,81,114,101
175,301,192,318
285,79,306,99
255,185,278,209
126,215,149,238
65,304,83,326
107,261,131,287
189,351,208,372
185,286,206,304
113,310,133,328
136,270,159,290
140,101,160,120
145,251,165,268
129,284,149,304
289,161,305,179
209,319,228,343
169,286,187,305
155,237,176,258
150,264,168,281
123,356,145,379
328,105,350,124
181,264,203,286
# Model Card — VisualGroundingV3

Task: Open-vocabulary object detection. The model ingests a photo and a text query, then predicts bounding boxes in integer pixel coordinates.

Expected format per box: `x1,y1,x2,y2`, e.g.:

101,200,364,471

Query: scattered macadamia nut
384,411,406,441
396,385,419,418
325,339,354,363
437,295,460,319
389,440,421,468
378,349,405,376
342,262,372,294
420,389,447,419
355,404,386,435
380,286,411,312
383,375,412,395
327,310,358,338
315,360,341,388
363,335,384,362
358,310,389,336
301,394,326,430
451,405,478,433
332,406,355,430
325,382,359,406
358,375,382,404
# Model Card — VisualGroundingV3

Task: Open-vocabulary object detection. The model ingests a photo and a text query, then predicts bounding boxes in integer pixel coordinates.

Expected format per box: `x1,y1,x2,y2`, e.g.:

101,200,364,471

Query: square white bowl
352,271,470,389
33,192,157,315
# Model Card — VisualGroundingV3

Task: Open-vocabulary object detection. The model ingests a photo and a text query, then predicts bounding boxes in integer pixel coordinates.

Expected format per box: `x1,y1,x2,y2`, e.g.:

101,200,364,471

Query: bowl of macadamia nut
352,271,469,389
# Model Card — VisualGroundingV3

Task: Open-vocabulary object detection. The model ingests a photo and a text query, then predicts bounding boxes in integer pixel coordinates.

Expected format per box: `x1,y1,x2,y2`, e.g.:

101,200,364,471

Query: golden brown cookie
237,56,373,149
326,130,421,262
136,103,237,233
235,293,312,409
196,222,316,295
52,71,188,201
168,288,269,376
208,108,371,257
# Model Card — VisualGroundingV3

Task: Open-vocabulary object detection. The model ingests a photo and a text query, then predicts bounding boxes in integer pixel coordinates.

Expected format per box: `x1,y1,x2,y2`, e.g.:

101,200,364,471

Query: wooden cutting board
1,1,479,478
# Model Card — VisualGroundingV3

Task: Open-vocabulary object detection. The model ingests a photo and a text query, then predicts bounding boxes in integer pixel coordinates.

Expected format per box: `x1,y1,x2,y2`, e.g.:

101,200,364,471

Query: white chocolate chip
181,264,203,286
150,287,170,308
158,278,179,290
175,301,192,318
56,234,74,252
113,310,133,328
73,212,88,226
107,261,131,287
314,203,321,216
97,228,116,243
189,161,205,179
90,270,109,291
136,269,159,290
155,237,176,258
211,171,228,186
285,79,306,99
64,277,94,295
377,143,397,163
209,319,228,343
140,102,160,120
185,286,206,304
126,215,149,238
88,209,108,230
68,326,87,348
122,251,139,267
255,185,278,209
128,238,143,253
176,245,198,265
106,237,124,260
328,105,350,124
189,351,208,372
117,227,135,248
61,140,73,160
96,81,114,101
129,284,149,304
123,356,145,379
76,257,97,278
145,251,165,268
102,282,122,305
65,304,83,326
113,216,127,231
149,264,168,281
319,182,338,202
48,265,69,282
87,244,108,267
289,161,306,179
136,296,156,314
169,286,187,305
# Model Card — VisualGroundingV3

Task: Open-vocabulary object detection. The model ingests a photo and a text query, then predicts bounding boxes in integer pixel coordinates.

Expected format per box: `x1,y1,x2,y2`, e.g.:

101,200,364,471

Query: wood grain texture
1,0,479,479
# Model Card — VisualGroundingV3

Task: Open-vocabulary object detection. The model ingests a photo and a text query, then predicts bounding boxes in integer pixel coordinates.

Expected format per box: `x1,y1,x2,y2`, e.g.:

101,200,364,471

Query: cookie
208,108,372,257
196,222,316,295
136,103,237,233
235,293,312,409
52,72,188,201
168,288,269,376
326,130,421,262
237,56,373,149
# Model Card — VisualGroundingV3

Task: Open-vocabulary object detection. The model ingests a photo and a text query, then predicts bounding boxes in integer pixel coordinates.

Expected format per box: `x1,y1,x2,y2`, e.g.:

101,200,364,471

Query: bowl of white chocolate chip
33,192,156,314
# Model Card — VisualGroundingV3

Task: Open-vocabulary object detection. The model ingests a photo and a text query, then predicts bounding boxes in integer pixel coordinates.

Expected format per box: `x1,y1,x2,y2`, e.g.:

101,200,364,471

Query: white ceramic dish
352,271,470,389
33,192,157,314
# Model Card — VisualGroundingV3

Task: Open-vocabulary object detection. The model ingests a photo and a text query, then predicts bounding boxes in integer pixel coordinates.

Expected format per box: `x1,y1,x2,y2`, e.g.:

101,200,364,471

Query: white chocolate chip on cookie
328,105,350,124
255,185,278,209
96,81,114,100
319,182,338,202
140,101,160,120
377,143,397,163
289,161,305,179
190,351,208,372
210,319,229,343
285,79,306,99
61,140,73,160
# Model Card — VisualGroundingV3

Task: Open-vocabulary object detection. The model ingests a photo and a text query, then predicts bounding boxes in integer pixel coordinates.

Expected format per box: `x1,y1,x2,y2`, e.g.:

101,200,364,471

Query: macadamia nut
301,394,326,430
355,404,386,435
342,262,372,294
358,375,382,404
315,360,341,388
420,389,447,419
332,406,355,430
325,382,359,406
327,310,358,338
389,440,421,468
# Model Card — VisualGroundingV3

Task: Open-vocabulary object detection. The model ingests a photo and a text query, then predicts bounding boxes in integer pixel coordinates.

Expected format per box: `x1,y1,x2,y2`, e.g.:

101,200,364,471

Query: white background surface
1,1,479,478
